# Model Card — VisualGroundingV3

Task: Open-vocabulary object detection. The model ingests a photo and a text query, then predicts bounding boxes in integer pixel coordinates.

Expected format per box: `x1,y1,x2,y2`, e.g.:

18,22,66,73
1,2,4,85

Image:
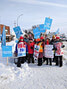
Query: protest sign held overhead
44,17,52,30
13,26,23,39
33,27,40,39
39,24,46,33
54,28,59,35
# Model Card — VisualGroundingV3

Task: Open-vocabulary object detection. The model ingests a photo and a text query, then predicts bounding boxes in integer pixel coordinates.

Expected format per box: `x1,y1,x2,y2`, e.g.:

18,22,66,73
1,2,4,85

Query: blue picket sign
1,26,6,47
33,27,40,39
13,26,23,39
39,24,46,33
2,46,12,57
54,28,59,35
44,17,52,30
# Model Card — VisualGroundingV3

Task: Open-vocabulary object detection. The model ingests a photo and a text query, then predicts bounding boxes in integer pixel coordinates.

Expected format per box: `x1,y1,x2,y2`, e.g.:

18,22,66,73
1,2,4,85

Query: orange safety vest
38,42,43,52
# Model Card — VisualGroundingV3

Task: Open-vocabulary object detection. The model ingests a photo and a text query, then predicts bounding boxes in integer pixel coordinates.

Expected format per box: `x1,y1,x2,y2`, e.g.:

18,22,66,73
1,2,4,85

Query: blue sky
0,0,67,34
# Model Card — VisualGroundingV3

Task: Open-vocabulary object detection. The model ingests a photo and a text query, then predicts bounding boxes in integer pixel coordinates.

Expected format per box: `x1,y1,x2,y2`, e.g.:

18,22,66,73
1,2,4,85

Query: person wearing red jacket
27,38,34,63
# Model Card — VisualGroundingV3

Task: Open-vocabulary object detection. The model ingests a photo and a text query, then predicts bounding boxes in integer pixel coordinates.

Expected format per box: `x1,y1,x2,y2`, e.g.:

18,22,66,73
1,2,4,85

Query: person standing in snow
50,35,56,62
50,35,56,44
27,38,34,63
15,36,26,67
36,37,44,66
54,36,65,67
24,34,29,62
43,38,53,65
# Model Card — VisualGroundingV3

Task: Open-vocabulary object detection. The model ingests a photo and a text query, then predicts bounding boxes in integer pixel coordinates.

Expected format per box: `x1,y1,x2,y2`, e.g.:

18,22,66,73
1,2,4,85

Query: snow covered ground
0,41,67,89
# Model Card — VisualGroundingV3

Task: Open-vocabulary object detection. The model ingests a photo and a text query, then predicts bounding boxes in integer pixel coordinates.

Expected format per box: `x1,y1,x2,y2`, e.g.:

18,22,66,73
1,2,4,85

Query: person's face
36,41,40,44
29,39,33,42
20,39,23,41
56,39,59,41
40,39,42,42
53,38,55,40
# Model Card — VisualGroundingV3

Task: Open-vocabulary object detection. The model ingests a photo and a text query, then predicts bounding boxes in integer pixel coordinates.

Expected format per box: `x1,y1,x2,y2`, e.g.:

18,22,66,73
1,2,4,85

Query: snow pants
28,54,34,63
46,58,52,65
38,58,42,66
43,56,46,63
26,53,28,62
55,56,63,67
53,54,56,62
17,57,26,67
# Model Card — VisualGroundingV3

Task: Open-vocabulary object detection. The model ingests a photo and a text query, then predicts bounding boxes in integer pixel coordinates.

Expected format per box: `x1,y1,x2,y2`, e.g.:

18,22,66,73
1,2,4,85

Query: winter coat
24,38,29,43
15,41,26,56
39,42,43,52
50,39,56,45
27,42,34,54
50,39,56,54
54,41,65,56
38,42,44,58
45,39,50,45
26,44,28,54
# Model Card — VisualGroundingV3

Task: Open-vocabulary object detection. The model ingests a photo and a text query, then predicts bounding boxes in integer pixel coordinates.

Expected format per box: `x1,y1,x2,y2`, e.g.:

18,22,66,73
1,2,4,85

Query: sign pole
7,57,8,66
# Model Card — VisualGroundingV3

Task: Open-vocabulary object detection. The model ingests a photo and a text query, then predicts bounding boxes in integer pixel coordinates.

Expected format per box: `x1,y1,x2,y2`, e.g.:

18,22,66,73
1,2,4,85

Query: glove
55,48,57,51
14,53,17,57
42,39,44,42
62,45,65,48
52,47,57,51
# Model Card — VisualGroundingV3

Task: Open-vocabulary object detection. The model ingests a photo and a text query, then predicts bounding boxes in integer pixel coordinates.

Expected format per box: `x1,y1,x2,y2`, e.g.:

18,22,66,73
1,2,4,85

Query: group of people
15,32,65,67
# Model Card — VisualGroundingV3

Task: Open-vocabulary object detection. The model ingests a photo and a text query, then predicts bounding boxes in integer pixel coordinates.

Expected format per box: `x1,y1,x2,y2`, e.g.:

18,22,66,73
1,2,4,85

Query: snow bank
0,63,32,84
0,41,67,89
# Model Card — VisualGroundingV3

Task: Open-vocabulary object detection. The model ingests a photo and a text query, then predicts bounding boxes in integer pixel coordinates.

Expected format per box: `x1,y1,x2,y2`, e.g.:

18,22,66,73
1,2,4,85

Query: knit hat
36,38,40,42
40,36,44,40
56,36,60,40
52,35,56,39
19,36,24,40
